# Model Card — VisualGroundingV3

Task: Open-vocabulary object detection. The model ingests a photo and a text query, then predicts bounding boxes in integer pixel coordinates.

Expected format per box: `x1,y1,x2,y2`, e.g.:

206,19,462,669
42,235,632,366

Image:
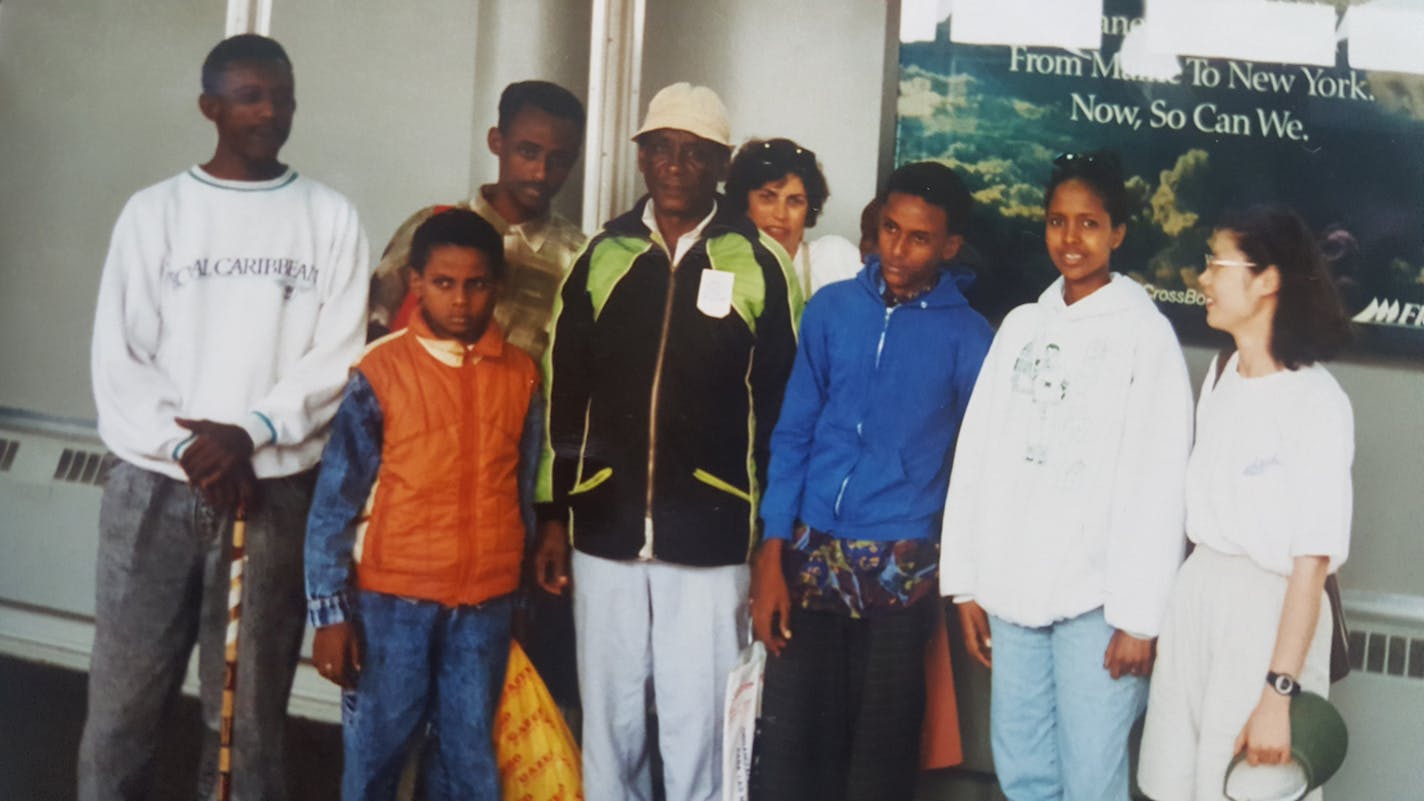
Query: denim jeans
988,607,1149,801
341,590,512,801
77,461,311,801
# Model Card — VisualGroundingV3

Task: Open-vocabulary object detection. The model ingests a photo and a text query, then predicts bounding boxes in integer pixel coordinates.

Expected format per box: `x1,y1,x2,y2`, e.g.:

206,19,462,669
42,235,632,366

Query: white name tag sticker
697,269,735,318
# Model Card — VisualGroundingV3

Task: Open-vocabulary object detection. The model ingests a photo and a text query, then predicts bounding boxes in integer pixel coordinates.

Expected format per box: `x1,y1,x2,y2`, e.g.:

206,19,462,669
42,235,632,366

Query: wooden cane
218,505,247,801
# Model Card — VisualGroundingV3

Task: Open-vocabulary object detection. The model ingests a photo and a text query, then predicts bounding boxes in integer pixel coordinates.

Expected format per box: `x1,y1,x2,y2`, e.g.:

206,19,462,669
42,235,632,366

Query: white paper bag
722,640,766,801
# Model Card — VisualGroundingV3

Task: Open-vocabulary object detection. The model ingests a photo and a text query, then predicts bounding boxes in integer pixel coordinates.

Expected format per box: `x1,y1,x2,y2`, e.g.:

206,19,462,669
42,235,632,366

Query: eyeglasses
1203,255,1258,271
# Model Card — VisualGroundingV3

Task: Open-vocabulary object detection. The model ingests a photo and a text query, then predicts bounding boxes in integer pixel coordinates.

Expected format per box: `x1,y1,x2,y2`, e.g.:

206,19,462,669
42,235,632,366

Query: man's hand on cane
176,418,259,511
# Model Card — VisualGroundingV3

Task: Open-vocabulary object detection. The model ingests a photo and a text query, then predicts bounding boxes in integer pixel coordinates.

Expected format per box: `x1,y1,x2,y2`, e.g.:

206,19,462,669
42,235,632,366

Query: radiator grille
1349,627,1424,680
51,448,116,487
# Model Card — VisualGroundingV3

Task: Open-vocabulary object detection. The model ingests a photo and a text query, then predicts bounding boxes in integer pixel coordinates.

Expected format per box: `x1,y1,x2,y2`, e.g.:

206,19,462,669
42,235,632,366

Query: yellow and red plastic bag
496,641,583,801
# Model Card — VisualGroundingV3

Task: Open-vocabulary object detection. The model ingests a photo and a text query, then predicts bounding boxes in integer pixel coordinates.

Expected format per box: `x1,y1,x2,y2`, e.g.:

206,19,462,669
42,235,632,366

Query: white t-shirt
1186,353,1354,575
792,234,862,298
91,166,370,481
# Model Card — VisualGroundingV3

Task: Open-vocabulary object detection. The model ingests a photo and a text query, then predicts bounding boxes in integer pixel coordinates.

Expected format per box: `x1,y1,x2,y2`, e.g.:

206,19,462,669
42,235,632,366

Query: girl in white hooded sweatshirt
939,151,1194,801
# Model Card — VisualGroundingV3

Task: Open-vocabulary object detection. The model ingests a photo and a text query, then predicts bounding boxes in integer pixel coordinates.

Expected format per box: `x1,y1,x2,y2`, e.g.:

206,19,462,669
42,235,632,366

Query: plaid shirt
368,187,586,360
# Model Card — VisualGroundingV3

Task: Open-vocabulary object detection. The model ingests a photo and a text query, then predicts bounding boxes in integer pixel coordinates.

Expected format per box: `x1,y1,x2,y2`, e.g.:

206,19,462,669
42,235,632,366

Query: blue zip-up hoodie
759,257,993,542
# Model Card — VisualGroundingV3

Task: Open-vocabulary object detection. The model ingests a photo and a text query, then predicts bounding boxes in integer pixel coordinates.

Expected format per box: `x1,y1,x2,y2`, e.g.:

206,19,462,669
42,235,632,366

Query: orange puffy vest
354,313,539,607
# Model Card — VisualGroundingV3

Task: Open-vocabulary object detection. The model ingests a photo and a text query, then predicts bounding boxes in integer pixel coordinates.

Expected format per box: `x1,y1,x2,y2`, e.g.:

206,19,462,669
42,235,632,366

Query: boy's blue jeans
341,590,513,801
988,607,1148,801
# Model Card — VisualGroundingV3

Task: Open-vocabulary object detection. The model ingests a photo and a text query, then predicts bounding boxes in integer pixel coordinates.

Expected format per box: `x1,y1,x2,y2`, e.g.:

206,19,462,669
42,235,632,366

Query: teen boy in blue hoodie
750,162,993,801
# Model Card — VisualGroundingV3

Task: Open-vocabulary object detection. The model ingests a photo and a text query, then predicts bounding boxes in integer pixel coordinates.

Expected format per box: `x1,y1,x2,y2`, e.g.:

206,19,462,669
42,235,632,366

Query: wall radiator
0,412,340,723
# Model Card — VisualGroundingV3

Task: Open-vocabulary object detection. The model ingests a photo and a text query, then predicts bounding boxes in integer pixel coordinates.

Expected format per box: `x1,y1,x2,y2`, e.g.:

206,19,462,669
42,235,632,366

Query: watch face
1270,672,1298,696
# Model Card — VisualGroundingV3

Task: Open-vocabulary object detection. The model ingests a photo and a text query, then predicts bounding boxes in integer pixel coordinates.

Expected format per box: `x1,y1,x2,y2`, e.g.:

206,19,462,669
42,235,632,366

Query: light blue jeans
989,607,1148,801
341,590,512,801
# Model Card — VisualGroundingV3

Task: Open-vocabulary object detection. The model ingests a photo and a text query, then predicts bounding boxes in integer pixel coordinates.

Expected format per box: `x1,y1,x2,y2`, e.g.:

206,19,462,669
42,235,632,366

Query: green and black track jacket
536,196,803,567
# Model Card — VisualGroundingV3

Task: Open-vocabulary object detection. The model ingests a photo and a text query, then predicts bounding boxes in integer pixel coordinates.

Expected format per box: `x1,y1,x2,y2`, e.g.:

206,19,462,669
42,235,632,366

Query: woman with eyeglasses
937,149,1194,800
725,138,861,300
1137,207,1353,801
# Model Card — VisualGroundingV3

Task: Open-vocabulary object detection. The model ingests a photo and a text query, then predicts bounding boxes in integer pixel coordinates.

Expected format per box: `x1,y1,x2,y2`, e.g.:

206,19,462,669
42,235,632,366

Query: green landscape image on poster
896,0,1424,361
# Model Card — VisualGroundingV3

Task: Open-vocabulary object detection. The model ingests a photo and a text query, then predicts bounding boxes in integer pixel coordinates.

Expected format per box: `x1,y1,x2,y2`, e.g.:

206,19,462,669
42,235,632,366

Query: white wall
1332,358,1424,596
279,0,595,246
640,0,895,242
468,0,592,225
271,0,484,252
0,0,225,419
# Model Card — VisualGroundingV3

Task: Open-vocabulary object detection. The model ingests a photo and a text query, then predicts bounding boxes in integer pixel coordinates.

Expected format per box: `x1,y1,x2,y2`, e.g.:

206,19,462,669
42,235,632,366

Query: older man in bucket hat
531,82,802,801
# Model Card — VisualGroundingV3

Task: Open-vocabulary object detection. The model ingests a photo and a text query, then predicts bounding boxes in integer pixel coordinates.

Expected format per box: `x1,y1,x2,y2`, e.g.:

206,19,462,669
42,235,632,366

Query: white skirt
1137,546,1332,801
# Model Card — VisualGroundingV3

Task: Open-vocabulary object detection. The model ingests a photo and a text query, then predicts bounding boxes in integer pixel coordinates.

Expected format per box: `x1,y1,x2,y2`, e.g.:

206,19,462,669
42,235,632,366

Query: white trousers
1138,546,1332,801
572,549,751,801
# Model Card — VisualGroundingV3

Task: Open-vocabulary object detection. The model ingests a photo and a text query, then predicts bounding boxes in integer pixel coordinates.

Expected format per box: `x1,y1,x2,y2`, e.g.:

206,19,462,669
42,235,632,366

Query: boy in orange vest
304,208,542,800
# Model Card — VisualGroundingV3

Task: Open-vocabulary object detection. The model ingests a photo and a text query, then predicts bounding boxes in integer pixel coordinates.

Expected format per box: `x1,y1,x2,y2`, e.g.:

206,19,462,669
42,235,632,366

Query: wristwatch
1266,671,1301,697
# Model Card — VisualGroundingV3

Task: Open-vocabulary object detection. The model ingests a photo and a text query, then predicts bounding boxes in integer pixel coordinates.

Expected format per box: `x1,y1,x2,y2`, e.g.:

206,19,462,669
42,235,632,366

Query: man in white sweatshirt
80,34,369,801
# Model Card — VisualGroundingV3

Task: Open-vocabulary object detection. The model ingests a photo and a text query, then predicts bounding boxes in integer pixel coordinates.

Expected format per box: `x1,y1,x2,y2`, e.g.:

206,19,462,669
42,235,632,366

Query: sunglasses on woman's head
1052,151,1121,173
758,140,816,166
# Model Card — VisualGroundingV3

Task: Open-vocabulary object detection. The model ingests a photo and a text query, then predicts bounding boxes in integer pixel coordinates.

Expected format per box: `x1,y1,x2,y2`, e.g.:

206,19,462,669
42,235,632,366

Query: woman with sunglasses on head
1137,207,1353,801
938,150,1194,800
726,138,862,300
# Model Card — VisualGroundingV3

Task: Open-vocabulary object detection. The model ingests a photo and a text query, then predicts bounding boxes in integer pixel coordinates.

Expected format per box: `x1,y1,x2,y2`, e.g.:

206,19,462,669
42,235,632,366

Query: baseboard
0,603,94,672
0,601,341,724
